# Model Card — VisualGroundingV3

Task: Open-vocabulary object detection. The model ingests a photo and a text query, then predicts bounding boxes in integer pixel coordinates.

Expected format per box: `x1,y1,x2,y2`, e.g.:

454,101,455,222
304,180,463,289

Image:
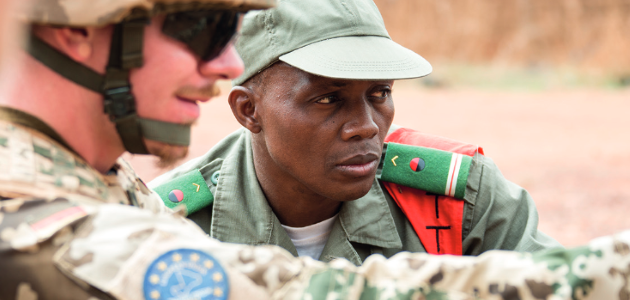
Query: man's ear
51,27,96,62
228,86,262,133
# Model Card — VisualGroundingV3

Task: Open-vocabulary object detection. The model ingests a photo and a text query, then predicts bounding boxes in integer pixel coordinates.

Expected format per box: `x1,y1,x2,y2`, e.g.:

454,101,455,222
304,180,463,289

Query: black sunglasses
162,10,241,62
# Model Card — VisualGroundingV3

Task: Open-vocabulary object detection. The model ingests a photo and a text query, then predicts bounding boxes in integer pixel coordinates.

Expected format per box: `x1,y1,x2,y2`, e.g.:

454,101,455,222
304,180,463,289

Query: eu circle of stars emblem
143,249,229,300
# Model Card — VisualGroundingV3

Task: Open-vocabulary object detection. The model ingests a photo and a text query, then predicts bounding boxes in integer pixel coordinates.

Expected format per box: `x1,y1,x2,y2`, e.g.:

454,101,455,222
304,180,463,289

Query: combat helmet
25,0,276,154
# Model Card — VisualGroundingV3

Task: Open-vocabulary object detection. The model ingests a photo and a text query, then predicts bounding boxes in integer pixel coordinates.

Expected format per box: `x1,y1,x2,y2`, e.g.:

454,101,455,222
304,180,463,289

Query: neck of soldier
0,52,125,174
251,137,341,228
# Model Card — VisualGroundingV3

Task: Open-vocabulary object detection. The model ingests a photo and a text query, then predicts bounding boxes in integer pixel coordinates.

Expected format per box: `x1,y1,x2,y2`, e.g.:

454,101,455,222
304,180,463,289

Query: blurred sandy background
127,0,630,247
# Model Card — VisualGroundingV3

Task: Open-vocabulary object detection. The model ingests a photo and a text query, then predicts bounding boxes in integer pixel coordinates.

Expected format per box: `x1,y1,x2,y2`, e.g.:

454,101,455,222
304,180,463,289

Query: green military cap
233,0,432,86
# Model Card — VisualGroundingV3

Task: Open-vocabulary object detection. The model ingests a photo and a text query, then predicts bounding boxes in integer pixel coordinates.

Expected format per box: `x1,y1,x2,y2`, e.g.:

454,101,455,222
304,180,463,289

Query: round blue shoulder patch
143,249,229,300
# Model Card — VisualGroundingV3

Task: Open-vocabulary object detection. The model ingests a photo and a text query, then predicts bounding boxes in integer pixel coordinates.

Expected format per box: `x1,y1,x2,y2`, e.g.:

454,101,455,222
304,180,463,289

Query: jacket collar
209,129,402,264
0,106,81,158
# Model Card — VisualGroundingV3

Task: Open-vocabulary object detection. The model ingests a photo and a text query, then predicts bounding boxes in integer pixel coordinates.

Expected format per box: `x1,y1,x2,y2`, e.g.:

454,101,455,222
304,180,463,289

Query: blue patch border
143,248,229,300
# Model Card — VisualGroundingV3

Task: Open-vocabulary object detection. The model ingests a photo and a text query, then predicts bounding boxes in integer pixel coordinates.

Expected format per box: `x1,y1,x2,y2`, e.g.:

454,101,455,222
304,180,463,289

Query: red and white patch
445,153,463,197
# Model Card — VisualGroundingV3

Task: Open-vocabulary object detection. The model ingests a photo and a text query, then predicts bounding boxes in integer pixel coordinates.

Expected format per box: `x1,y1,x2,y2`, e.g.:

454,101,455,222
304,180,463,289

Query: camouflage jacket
0,108,167,211
2,198,628,300
0,109,168,299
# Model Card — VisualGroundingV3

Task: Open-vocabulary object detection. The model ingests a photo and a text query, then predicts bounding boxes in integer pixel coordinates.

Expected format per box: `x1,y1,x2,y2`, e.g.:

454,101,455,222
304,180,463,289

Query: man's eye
316,96,337,104
370,89,391,98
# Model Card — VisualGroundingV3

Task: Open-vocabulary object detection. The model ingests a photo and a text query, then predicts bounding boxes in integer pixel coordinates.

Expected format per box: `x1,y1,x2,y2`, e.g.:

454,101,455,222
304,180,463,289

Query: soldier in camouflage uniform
0,0,275,298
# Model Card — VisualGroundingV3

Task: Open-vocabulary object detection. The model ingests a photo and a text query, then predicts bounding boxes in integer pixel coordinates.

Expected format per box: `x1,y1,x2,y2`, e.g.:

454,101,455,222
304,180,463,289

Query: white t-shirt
281,214,338,260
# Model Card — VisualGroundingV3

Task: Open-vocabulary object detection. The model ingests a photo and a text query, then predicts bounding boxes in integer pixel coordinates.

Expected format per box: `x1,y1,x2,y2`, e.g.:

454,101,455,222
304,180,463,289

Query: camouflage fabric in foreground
290,233,630,300
3,196,627,300
0,119,166,211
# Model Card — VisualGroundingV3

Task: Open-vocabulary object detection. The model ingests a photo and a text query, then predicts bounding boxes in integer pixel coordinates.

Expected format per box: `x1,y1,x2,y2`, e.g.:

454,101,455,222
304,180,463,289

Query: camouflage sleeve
52,203,324,300
4,197,628,300
55,203,630,300
282,231,630,300
0,197,117,299
49,203,467,300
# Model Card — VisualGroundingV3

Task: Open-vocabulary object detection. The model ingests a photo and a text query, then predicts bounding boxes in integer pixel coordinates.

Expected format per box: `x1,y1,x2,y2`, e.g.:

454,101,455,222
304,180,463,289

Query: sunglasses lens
162,10,240,61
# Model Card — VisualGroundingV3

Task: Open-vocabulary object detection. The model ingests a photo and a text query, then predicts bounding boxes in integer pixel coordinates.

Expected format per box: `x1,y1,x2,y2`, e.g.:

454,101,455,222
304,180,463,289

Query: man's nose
198,44,244,80
341,100,379,141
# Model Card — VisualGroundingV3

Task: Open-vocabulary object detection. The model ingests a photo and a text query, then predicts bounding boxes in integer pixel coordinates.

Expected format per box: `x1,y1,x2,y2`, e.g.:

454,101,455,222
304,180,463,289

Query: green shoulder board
380,142,472,199
152,169,214,215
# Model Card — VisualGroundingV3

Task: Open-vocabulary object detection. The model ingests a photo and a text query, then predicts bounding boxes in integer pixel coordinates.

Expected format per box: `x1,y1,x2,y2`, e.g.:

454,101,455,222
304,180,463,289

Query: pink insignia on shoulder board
168,190,184,203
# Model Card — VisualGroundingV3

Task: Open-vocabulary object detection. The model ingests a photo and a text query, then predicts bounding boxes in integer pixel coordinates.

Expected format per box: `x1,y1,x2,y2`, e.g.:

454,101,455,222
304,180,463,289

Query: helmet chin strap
27,19,191,154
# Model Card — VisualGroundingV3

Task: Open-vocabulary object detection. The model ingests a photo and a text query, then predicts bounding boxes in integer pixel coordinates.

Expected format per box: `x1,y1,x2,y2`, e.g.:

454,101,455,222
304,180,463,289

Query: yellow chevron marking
192,183,200,192
391,156,399,167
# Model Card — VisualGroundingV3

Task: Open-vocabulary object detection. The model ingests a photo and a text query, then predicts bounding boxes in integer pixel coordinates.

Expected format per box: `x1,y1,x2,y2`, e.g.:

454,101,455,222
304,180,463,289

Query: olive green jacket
150,127,561,265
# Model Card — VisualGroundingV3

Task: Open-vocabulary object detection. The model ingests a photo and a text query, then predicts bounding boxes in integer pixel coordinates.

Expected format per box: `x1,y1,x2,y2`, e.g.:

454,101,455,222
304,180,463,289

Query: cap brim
279,36,432,80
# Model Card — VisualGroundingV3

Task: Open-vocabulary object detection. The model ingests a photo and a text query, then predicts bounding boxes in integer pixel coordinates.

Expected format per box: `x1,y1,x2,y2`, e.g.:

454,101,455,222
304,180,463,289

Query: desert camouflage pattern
0,119,168,299
20,201,627,300
0,119,168,213
27,0,276,27
292,236,630,300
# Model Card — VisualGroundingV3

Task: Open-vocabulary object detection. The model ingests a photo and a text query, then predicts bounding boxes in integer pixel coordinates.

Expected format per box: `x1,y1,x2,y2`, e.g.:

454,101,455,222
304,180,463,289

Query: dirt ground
126,85,630,247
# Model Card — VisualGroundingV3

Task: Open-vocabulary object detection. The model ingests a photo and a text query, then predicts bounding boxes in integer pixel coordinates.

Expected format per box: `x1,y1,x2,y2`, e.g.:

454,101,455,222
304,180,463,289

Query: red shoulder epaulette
383,128,483,255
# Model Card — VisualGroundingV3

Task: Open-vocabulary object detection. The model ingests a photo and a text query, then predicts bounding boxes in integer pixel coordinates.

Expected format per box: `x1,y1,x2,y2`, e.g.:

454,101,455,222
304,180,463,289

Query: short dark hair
240,61,291,95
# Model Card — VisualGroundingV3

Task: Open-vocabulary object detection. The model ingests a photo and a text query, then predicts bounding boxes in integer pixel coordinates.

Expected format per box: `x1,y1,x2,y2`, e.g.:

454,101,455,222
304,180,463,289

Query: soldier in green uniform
150,0,561,263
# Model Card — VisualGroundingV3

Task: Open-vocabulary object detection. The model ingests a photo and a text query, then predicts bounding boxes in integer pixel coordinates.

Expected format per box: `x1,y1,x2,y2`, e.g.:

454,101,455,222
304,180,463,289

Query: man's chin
144,139,189,168
328,180,375,202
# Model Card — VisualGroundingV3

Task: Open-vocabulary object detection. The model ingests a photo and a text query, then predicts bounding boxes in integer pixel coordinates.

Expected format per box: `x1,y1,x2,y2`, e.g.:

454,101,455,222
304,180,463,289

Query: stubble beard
144,139,190,169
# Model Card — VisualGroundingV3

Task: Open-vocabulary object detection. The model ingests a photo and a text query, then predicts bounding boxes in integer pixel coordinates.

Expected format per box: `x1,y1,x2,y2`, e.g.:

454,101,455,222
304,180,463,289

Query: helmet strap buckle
102,70,135,121
99,21,151,154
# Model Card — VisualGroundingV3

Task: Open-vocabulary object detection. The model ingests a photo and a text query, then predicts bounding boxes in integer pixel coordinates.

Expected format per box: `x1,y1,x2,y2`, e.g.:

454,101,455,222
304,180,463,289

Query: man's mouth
335,153,380,178
174,96,204,120
176,96,202,105
175,84,221,103
175,94,210,104
174,84,220,120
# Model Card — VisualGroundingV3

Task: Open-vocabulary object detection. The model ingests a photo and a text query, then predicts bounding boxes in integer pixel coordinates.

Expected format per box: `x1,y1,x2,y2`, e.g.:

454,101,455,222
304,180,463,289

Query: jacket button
211,171,220,185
